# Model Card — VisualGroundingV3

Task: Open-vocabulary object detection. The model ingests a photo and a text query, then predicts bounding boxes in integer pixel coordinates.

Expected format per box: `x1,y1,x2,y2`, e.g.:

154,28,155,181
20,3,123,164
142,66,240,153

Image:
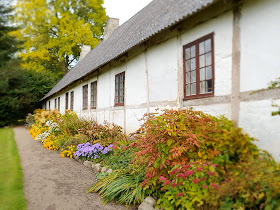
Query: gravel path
13,126,127,210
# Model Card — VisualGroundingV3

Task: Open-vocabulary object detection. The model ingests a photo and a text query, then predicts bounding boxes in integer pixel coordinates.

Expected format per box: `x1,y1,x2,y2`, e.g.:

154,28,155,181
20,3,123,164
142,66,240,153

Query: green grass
0,127,26,210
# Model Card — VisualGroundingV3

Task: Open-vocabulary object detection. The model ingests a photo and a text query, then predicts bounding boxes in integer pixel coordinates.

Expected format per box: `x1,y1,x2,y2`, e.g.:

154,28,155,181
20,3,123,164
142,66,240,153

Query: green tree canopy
0,2,20,65
12,0,107,76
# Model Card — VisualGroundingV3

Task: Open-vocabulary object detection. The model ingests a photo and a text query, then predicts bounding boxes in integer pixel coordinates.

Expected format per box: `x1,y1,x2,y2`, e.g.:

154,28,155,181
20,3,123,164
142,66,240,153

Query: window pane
120,96,123,103
115,89,118,96
191,45,196,58
206,66,212,79
186,72,190,83
205,39,211,52
191,83,196,95
191,58,196,70
200,81,206,94
199,42,205,55
191,70,196,83
199,55,205,68
115,96,118,103
115,76,119,85
186,84,191,96
200,68,205,81
185,48,191,60
120,89,123,96
186,60,191,72
206,80,213,92
206,52,211,66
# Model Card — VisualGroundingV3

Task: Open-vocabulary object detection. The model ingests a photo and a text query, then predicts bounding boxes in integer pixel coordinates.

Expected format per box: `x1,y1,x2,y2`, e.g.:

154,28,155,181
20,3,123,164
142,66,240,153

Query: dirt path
13,126,127,210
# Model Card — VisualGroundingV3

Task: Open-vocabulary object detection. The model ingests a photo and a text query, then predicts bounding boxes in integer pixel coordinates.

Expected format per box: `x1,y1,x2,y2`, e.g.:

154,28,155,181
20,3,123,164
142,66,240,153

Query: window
48,101,50,110
183,33,214,99
70,91,74,111
65,92,69,110
115,72,125,106
58,97,60,111
82,85,88,109
91,81,97,109
55,98,57,109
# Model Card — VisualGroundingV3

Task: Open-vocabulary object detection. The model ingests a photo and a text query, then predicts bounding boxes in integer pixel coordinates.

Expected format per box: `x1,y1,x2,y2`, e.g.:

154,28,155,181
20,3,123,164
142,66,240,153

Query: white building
42,0,280,161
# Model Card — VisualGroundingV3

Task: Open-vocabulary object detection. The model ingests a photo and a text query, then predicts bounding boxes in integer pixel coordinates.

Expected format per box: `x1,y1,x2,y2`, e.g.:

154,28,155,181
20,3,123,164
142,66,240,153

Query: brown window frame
90,81,97,109
114,72,125,106
48,101,50,110
70,91,74,111
82,85,88,110
55,98,57,109
183,32,215,100
65,92,69,110
58,97,60,111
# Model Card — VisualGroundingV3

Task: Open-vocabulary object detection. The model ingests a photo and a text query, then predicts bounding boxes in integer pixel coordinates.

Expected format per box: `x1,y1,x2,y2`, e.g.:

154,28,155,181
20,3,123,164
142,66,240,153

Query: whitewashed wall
45,0,280,161
239,0,280,161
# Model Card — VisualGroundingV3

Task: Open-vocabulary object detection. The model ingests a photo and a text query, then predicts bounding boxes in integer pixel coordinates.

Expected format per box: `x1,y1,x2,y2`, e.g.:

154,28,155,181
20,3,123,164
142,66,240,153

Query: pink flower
201,177,206,181
177,182,183,186
183,165,191,168
202,185,208,188
189,162,196,165
175,192,184,197
210,183,219,189
164,180,170,186
176,173,185,178
165,160,170,164
208,171,215,176
196,168,202,171
171,183,176,188
159,176,167,181
185,170,194,176
225,179,231,183
211,164,217,168
193,178,200,184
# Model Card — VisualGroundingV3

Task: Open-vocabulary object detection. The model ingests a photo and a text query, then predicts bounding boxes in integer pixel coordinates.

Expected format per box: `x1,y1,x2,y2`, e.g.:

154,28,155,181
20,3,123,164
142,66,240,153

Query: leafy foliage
128,108,258,189
207,152,280,209
0,62,58,126
157,161,219,209
12,0,107,75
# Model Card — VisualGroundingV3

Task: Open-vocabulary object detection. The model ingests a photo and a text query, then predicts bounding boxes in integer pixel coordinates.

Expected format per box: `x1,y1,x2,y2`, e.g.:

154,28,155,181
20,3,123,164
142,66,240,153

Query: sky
103,0,153,25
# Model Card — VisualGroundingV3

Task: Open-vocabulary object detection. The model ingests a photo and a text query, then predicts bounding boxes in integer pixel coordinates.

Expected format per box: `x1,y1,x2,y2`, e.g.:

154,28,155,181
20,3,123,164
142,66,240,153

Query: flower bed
26,108,280,209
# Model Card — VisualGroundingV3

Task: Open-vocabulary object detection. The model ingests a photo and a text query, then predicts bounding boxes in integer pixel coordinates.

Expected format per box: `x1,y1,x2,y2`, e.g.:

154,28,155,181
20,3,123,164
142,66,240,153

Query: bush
206,152,280,209
127,108,259,209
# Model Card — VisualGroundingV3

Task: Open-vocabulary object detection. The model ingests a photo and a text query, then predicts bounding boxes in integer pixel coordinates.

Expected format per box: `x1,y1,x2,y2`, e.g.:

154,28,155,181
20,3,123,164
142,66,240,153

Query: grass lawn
0,127,26,210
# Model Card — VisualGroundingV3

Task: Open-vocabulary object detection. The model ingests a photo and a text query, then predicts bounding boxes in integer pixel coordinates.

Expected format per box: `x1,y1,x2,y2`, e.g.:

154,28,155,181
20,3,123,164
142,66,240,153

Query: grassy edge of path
0,127,26,210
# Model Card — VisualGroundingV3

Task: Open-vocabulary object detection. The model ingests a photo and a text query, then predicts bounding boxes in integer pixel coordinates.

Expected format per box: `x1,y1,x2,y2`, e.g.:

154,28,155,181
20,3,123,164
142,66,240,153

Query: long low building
41,0,280,161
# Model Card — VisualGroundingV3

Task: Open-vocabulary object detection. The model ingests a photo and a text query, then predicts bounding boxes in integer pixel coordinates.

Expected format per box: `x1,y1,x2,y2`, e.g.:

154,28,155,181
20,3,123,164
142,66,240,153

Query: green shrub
206,152,280,209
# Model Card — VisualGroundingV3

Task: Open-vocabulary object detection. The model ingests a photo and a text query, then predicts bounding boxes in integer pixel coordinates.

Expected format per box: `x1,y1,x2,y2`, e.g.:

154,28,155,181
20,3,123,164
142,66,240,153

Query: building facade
42,0,280,161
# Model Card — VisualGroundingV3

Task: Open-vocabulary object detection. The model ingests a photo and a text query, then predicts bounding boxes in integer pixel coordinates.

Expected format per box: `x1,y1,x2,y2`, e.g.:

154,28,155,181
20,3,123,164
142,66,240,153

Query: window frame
70,91,74,111
58,97,60,111
183,32,215,100
48,101,50,110
90,81,97,109
55,98,57,109
65,92,69,110
82,85,88,110
114,72,125,106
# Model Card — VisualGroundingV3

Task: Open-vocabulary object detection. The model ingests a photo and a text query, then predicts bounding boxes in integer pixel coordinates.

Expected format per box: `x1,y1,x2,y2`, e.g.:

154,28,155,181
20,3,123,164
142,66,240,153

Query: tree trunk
60,57,69,75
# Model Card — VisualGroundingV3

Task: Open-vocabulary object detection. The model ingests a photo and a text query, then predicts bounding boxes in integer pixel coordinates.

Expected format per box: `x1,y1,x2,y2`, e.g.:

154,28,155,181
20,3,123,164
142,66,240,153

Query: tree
12,0,107,76
0,2,20,66
0,1,59,126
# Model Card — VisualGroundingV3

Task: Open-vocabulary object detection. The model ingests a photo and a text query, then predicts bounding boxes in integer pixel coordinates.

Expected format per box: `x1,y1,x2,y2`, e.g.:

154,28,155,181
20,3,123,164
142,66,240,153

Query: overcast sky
103,0,153,25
